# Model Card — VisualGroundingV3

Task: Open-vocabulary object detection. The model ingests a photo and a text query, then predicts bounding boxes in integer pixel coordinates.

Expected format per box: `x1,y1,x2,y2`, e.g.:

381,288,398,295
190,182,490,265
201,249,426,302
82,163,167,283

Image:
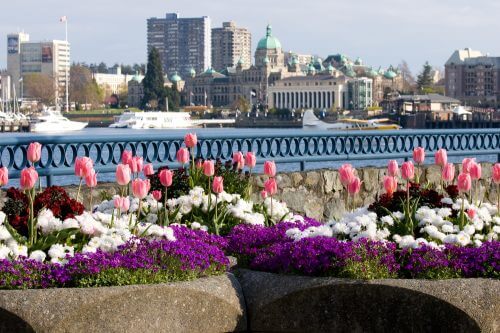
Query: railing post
497,153,500,163
300,161,305,171
46,175,53,187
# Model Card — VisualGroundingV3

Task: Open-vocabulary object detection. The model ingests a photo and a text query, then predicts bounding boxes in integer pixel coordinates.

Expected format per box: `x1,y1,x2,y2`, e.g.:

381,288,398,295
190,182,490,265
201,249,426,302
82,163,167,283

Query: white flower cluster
286,200,499,250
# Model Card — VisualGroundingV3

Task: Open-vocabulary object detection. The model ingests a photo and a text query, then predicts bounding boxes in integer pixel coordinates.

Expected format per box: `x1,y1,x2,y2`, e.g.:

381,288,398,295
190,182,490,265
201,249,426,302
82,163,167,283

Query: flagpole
65,18,69,112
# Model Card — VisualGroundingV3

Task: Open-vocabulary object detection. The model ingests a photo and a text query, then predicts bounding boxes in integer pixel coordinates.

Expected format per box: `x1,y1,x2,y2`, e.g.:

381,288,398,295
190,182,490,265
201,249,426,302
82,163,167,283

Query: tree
141,48,166,110
398,60,416,93
417,61,433,91
24,73,56,105
231,95,250,112
97,62,108,74
70,64,103,108
166,83,180,110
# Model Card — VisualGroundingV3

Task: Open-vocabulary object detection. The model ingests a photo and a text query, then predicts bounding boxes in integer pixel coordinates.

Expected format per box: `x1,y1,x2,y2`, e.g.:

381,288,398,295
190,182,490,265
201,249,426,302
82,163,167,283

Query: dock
0,120,31,132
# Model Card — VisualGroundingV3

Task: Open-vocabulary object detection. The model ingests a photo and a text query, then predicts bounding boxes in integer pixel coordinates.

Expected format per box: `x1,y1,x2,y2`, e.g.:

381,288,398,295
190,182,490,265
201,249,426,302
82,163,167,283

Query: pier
0,119,31,132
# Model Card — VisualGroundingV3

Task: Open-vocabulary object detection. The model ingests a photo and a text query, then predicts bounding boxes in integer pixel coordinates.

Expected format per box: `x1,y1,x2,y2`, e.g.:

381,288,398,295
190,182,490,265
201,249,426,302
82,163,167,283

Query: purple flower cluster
0,227,229,290
226,221,500,279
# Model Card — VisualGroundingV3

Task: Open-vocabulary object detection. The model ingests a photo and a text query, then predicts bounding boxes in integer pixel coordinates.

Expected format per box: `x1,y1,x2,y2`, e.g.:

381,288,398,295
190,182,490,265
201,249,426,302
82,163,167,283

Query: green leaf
1,217,27,245
30,228,80,252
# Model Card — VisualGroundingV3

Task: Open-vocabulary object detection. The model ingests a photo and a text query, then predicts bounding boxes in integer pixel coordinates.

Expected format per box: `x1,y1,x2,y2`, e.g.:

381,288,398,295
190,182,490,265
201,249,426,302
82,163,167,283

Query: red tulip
401,161,415,180
387,160,399,177
469,161,481,180
159,169,173,187
339,164,355,186
245,152,256,169
0,167,8,187
132,179,151,199
203,160,215,177
114,196,130,212
75,157,94,178
116,164,131,186
383,176,398,196
347,177,361,196
184,133,198,148
233,152,245,170
260,190,268,199
212,176,224,194
20,167,38,190
264,178,278,196
27,142,42,164
457,173,472,193
493,163,500,184
441,163,455,183
264,161,276,177
143,163,154,177
435,149,447,167
121,150,133,165
152,190,162,201
412,147,425,165
85,169,97,188
176,148,190,165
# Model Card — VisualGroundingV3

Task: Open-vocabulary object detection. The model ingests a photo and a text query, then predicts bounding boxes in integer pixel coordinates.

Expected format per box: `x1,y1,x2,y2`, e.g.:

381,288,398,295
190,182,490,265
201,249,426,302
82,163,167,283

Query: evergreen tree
142,48,166,110
417,61,433,91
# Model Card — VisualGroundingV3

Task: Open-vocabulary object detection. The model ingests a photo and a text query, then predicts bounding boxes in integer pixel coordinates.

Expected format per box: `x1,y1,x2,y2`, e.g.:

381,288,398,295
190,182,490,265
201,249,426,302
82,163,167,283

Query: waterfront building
127,74,144,108
0,73,11,106
284,51,313,67
211,22,251,72
92,67,144,94
445,48,500,107
147,13,211,78
6,32,70,104
382,93,460,115
347,77,373,110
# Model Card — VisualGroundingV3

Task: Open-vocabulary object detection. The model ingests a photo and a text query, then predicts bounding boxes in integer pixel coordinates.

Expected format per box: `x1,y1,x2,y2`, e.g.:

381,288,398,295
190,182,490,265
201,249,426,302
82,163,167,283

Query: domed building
255,25,285,69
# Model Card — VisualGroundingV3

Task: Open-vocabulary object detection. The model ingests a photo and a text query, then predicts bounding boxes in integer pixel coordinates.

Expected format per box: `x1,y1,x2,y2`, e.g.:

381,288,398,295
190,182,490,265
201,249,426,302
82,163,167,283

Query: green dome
131,74,141,82
327,64,334,71
257,25,282,50
355,57,363,65
344,66,356,77
189,68,196,77
170,72,182,82
384,69,397,79
237,58,244,65
291,56,299,65
367,68,379,78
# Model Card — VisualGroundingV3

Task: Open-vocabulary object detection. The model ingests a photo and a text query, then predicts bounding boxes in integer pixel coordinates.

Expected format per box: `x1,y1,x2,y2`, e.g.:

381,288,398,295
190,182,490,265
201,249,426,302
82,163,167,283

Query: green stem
89,188,93,211
76,178,83,202
460,196,465,230
214,196,219,235
29,188,35,246
136,200,142,233
497,184,499,217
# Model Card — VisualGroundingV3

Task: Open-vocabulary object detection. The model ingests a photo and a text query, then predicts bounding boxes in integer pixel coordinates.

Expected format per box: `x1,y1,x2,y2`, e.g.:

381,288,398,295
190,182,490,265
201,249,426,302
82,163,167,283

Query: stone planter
236,269,500,333
0,273,247,333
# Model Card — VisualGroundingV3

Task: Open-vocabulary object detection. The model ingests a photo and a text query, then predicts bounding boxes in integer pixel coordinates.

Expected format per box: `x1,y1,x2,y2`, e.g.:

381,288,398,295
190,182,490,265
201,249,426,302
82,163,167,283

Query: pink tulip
132,179,151,199
462,158,475,174
75,157,94,178
159,169,173,187
233,152,245,170
212,176,224,194
121,150,133,165
401,161,415,180
176,148,190,165
0,167,8,187
469,161,481,180
457,173,472,193
184,133,198,148
143,163,154,177
114,196,130,212
383,176,398,196
116,164,131,186
260,190,268,199
264,178,278,196
245,152,256,169
412,147,425,165
347,177,361,196
387,160,399,177
493,163,500,184
20,167,38,190
27,142,42,164
467,208,476,220
203,160,215,177
435,149,447,167
129,156,143,174
195,159,203,169
152,190,162,201
264,161,276,177
339,164,355,187
441,163,455,183
85,169,97,188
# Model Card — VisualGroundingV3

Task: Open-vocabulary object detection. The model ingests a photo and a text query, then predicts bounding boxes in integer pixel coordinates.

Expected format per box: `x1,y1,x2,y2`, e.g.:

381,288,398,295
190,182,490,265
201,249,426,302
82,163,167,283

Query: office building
92,66,144,94
6,32,70,104
147,13,211,77
211,21,251,71
445,48,500,107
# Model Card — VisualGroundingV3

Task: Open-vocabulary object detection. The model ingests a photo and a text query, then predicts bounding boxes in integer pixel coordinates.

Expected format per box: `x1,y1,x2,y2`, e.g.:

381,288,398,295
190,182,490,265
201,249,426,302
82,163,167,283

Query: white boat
30,108,88,133
110,110,235,129
302,110,401,131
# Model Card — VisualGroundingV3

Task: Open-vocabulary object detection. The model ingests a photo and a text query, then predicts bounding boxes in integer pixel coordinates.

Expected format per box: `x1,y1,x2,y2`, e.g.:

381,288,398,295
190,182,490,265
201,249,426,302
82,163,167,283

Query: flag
251,90,256,97
60,16,67,23
190,91,194,96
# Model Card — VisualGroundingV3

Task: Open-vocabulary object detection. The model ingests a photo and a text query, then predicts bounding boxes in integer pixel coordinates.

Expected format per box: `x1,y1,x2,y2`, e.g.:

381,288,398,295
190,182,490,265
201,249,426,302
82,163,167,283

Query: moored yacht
110,110,197,129
30,108,88,133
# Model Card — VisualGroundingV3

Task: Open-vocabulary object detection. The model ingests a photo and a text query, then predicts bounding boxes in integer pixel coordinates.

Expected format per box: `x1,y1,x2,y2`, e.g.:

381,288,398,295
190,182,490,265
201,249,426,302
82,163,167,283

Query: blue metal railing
1,129,499,186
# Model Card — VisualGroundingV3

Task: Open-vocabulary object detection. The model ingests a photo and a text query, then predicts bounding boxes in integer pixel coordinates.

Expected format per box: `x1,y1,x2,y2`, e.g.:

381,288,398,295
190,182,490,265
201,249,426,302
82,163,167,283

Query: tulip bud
116,164,131,186
412,147,425,165
159,169,173,187
176,148,190,165
387,160,399,177
143,163,154,177
27,142,42,164
435,149,447,167
264,178,278,196
203,160,215,177
401,161,415,180
0,167,8,187
263,161,276,177
339,164,355,187
245,152,257,169
184,133,198,148
212,176,224,194
347,177,361,196
441,163,455,183
20,167,38,190
457,173,472,193
383,176,398,196
493,163,500,184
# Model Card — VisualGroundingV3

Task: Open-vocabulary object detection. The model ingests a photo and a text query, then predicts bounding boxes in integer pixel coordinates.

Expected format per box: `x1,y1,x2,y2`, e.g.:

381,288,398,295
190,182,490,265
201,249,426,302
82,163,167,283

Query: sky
1,0,499,74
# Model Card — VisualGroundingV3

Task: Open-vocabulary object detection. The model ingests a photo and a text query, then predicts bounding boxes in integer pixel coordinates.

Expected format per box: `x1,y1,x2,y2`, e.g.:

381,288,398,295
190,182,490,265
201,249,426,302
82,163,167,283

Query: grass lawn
65,108,141,115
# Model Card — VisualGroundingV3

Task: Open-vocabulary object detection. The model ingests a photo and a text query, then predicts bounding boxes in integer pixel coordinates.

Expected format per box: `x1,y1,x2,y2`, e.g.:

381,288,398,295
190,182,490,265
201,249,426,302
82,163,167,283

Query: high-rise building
211,21,251,71
6,32,70,104
445,48,500,107
147,13,211,77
